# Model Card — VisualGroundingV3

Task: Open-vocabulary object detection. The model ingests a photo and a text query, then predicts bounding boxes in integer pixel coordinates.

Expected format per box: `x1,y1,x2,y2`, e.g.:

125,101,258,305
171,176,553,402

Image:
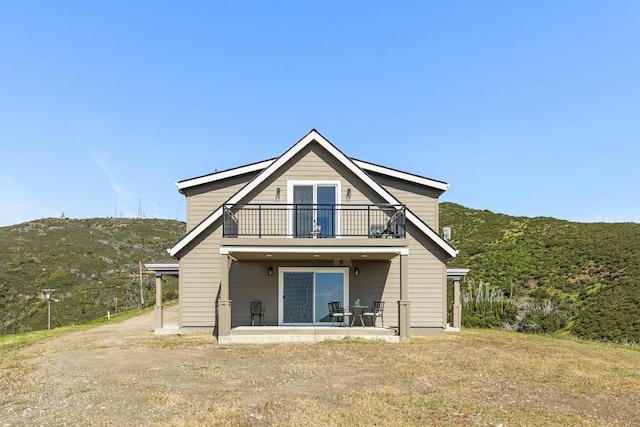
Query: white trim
176,158,449,193
169,130,456,259
220,246,409,255
176,159,274,191
353,159,449,191
144,263,179,271
446,267,470,280
278,267,349,326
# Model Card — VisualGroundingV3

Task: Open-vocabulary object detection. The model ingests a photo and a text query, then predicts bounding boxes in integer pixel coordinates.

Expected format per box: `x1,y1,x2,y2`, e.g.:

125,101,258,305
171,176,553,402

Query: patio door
279,268,349,325
290,182,339,237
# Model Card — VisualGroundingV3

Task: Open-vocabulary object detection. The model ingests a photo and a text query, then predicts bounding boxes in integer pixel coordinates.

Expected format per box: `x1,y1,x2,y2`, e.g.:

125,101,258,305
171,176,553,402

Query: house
166,129,459,343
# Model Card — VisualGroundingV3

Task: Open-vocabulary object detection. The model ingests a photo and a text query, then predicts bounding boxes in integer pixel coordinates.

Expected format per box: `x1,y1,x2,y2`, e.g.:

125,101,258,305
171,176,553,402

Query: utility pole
42,289,56,330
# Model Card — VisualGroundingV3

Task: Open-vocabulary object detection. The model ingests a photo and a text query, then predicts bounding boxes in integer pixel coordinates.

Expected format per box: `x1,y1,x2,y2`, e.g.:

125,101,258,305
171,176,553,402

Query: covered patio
217,239,410,344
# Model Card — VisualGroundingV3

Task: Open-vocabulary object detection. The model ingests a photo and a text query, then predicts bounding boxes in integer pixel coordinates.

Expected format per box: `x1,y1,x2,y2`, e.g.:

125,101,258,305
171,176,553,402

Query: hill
0,217,185,335
2,206,638,343
440,202,640,343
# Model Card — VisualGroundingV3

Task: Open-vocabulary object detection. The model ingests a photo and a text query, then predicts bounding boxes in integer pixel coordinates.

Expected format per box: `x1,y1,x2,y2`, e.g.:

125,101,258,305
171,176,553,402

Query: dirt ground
2,307,640,426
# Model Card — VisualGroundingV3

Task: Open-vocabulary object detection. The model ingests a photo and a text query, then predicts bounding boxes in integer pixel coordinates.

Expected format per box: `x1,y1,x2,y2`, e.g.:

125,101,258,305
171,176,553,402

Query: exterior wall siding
183,173,257,232
368,172,441,230
229,261,279,327
405,222,449,330
179,222,222,328
350,258,400,327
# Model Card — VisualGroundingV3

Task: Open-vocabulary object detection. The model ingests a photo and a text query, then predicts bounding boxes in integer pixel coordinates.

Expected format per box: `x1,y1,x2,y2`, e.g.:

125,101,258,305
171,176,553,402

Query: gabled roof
352,159,449,192
176,158,276,193
175,152,449,192
169,129,457,259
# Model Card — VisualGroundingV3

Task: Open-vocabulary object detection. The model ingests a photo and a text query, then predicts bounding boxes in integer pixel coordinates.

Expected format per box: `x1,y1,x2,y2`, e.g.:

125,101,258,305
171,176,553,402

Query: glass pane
317,186,336,237
293,185,313,237
315,272,344,323
283,272,313,323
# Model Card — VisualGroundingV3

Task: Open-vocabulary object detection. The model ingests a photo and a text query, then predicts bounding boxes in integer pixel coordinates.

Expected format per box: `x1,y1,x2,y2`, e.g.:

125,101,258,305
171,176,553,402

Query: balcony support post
217,255,232,340
398,254,410,343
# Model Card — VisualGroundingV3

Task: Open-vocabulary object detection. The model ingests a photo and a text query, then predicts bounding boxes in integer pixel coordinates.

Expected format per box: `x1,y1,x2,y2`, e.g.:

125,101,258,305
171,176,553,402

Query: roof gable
175,156,448,193
352,159,449,192
176,158,275,193
169,129,457,259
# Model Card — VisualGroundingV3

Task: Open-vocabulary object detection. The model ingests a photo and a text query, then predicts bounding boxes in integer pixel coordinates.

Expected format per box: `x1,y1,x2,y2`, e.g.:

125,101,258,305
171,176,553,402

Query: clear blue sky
1,1,639,226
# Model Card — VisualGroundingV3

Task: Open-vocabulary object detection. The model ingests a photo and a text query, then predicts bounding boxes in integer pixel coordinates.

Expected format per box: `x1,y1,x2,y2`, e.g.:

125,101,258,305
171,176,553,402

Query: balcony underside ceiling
225,251,398,262
220,239,407,262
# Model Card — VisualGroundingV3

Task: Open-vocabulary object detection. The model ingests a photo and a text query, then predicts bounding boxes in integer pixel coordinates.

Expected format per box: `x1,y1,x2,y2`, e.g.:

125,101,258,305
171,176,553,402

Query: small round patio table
349,305,368,327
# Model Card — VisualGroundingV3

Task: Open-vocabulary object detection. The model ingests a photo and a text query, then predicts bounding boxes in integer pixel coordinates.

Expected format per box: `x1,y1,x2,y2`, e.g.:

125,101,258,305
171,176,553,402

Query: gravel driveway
2,306,224,426
3,307,639,426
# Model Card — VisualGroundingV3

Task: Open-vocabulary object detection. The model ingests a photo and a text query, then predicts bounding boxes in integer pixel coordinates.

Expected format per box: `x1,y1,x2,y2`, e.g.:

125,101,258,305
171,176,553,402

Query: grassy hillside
0,217,184,335
441,202,640,343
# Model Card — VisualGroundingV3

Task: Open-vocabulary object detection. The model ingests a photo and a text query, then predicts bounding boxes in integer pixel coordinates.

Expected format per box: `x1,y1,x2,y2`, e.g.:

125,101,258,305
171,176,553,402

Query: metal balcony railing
223,204,406,238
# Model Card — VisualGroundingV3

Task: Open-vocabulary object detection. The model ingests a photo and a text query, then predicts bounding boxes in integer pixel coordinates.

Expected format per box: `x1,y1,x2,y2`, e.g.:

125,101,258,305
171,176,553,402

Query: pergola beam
144,263,179,333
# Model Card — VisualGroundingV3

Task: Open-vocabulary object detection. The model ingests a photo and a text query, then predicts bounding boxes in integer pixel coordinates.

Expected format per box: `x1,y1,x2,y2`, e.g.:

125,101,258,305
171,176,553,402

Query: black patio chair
363,301,385,327
250,301,265,326
329,301,352,327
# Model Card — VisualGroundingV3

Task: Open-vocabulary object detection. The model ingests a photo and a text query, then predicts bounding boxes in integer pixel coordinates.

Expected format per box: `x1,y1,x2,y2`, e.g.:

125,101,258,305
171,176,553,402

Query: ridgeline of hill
0,217,184,335
1,206,639,343
441,202,640,343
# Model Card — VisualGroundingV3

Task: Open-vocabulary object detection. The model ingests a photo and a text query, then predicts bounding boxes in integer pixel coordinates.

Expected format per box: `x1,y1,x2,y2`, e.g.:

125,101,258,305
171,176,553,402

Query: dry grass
3,328,639,426
147,331,640,426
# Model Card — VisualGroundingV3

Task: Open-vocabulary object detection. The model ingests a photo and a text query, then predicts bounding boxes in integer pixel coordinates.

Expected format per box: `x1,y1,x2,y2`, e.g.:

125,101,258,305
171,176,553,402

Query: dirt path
2,307,223,426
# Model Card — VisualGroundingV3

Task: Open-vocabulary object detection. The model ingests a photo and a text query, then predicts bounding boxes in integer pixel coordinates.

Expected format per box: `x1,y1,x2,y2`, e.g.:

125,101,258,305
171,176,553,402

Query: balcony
222,204,406,239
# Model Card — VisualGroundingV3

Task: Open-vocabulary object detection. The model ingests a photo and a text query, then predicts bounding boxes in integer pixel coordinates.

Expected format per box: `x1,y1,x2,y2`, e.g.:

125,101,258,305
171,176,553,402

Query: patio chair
363,301,385,327
250,301,265,326
369,224,384,238
329,301,352,327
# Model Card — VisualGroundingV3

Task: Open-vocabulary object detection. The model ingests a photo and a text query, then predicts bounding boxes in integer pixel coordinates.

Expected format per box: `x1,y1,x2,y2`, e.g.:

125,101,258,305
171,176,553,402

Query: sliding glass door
280,268,348,325
293,185,314,237
282,272,314,323
316,186,336,237
289,182,339,237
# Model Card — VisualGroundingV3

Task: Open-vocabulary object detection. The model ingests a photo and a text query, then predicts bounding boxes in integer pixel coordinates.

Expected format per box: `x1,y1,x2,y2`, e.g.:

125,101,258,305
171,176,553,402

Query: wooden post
217,255,232,341
398,254,410,343
155,273,164,331
139,261,145,308
453,279,462,330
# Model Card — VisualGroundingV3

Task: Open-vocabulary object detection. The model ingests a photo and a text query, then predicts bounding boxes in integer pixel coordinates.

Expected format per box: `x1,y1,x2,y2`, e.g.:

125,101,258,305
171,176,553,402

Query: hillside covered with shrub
0,217,184,335
441,202,640,343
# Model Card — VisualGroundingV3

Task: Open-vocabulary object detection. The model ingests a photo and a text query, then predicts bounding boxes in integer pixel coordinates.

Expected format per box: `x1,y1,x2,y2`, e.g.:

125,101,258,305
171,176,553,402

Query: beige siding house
168,130,458,343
